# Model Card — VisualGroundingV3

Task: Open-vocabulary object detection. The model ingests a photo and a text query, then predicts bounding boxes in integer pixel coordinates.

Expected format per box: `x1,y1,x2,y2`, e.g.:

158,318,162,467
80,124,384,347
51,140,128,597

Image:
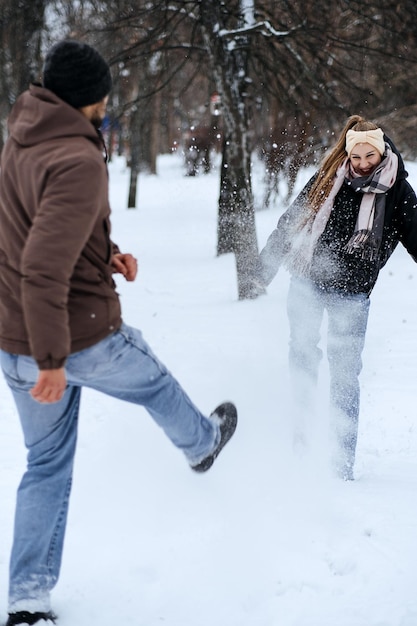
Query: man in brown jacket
0,40,237,626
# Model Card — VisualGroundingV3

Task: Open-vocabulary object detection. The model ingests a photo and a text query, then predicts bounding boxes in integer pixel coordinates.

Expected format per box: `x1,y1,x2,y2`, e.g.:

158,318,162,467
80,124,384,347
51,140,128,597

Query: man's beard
91,114,104,130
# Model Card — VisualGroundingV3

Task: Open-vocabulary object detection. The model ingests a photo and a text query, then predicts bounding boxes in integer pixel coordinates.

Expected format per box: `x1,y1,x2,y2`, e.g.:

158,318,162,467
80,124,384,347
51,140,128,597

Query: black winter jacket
258,138,417,295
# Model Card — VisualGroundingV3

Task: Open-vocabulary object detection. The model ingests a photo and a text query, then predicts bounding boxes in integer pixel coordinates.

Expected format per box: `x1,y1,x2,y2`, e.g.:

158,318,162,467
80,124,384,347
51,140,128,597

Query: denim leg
65,323,219,466
1,350,80,613
1,324,221,612
326,292,370,467
287,278,324,421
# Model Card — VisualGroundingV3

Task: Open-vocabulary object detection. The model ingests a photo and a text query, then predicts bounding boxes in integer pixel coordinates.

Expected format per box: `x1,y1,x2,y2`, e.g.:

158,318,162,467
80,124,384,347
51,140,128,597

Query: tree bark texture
200,1,265,300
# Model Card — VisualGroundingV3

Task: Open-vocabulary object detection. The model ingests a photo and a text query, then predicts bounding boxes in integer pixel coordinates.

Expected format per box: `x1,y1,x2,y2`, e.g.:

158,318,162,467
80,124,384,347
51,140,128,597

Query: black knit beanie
42,40,112,108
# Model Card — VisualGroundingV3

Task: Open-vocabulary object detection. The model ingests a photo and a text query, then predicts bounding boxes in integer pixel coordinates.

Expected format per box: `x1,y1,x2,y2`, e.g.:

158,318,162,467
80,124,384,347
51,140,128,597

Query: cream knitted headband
345,128,385,157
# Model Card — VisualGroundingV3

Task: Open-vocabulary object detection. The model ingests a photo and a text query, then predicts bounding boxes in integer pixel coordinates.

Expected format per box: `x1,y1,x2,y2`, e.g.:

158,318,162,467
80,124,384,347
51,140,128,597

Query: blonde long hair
308,115,380,212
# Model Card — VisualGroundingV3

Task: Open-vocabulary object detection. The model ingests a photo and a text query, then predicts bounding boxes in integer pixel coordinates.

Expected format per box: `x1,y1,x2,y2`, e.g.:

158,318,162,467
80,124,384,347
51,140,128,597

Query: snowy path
1,154,416,626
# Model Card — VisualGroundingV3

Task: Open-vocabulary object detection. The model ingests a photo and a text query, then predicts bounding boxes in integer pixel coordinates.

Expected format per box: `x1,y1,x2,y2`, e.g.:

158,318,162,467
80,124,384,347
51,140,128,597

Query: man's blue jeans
287,277,370,469
0,323,220,612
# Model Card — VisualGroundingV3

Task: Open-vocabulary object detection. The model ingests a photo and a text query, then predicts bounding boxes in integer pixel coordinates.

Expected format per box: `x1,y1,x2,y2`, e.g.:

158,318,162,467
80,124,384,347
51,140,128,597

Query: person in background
257,115,417,480
0,40,237,626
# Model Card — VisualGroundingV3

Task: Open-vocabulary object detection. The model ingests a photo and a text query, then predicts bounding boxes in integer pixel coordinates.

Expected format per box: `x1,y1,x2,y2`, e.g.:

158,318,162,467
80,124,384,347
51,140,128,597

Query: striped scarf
284,144,398,275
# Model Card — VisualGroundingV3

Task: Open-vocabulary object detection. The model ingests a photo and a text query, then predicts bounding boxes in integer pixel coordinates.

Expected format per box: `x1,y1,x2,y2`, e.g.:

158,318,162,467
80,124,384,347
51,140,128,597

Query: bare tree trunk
200,1,265,299
217,131,264,299
127,106,140,208
0,0,46,145
148,88,161,175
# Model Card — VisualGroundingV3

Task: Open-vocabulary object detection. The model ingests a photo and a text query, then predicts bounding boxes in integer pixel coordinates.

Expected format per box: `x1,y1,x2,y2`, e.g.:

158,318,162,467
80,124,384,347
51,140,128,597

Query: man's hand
30,368,67,404
111,253,138,281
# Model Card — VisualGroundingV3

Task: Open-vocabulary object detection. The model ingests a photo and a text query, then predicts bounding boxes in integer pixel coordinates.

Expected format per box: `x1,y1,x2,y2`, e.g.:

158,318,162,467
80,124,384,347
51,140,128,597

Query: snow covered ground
1,152,416,626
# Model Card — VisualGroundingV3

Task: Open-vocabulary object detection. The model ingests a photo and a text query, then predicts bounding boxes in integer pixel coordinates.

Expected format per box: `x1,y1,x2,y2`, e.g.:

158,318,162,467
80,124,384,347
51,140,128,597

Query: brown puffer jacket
0,84,122,369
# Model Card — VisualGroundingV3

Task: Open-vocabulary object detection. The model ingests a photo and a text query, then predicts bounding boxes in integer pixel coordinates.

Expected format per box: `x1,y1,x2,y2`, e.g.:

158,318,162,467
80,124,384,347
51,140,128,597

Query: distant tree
0,0,47,150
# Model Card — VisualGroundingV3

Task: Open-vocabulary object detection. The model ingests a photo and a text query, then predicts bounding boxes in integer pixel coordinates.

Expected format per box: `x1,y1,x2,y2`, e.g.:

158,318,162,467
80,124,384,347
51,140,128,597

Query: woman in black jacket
258,115,417,480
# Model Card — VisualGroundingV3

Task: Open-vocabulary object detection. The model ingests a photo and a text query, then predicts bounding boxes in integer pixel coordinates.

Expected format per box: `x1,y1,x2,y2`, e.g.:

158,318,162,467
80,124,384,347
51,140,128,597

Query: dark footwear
191,402,237,472
5,611,57,626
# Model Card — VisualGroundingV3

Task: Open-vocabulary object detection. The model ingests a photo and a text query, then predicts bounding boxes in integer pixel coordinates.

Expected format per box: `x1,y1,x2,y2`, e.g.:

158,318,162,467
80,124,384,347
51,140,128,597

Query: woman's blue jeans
0,323,220,612
287,277,370,470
